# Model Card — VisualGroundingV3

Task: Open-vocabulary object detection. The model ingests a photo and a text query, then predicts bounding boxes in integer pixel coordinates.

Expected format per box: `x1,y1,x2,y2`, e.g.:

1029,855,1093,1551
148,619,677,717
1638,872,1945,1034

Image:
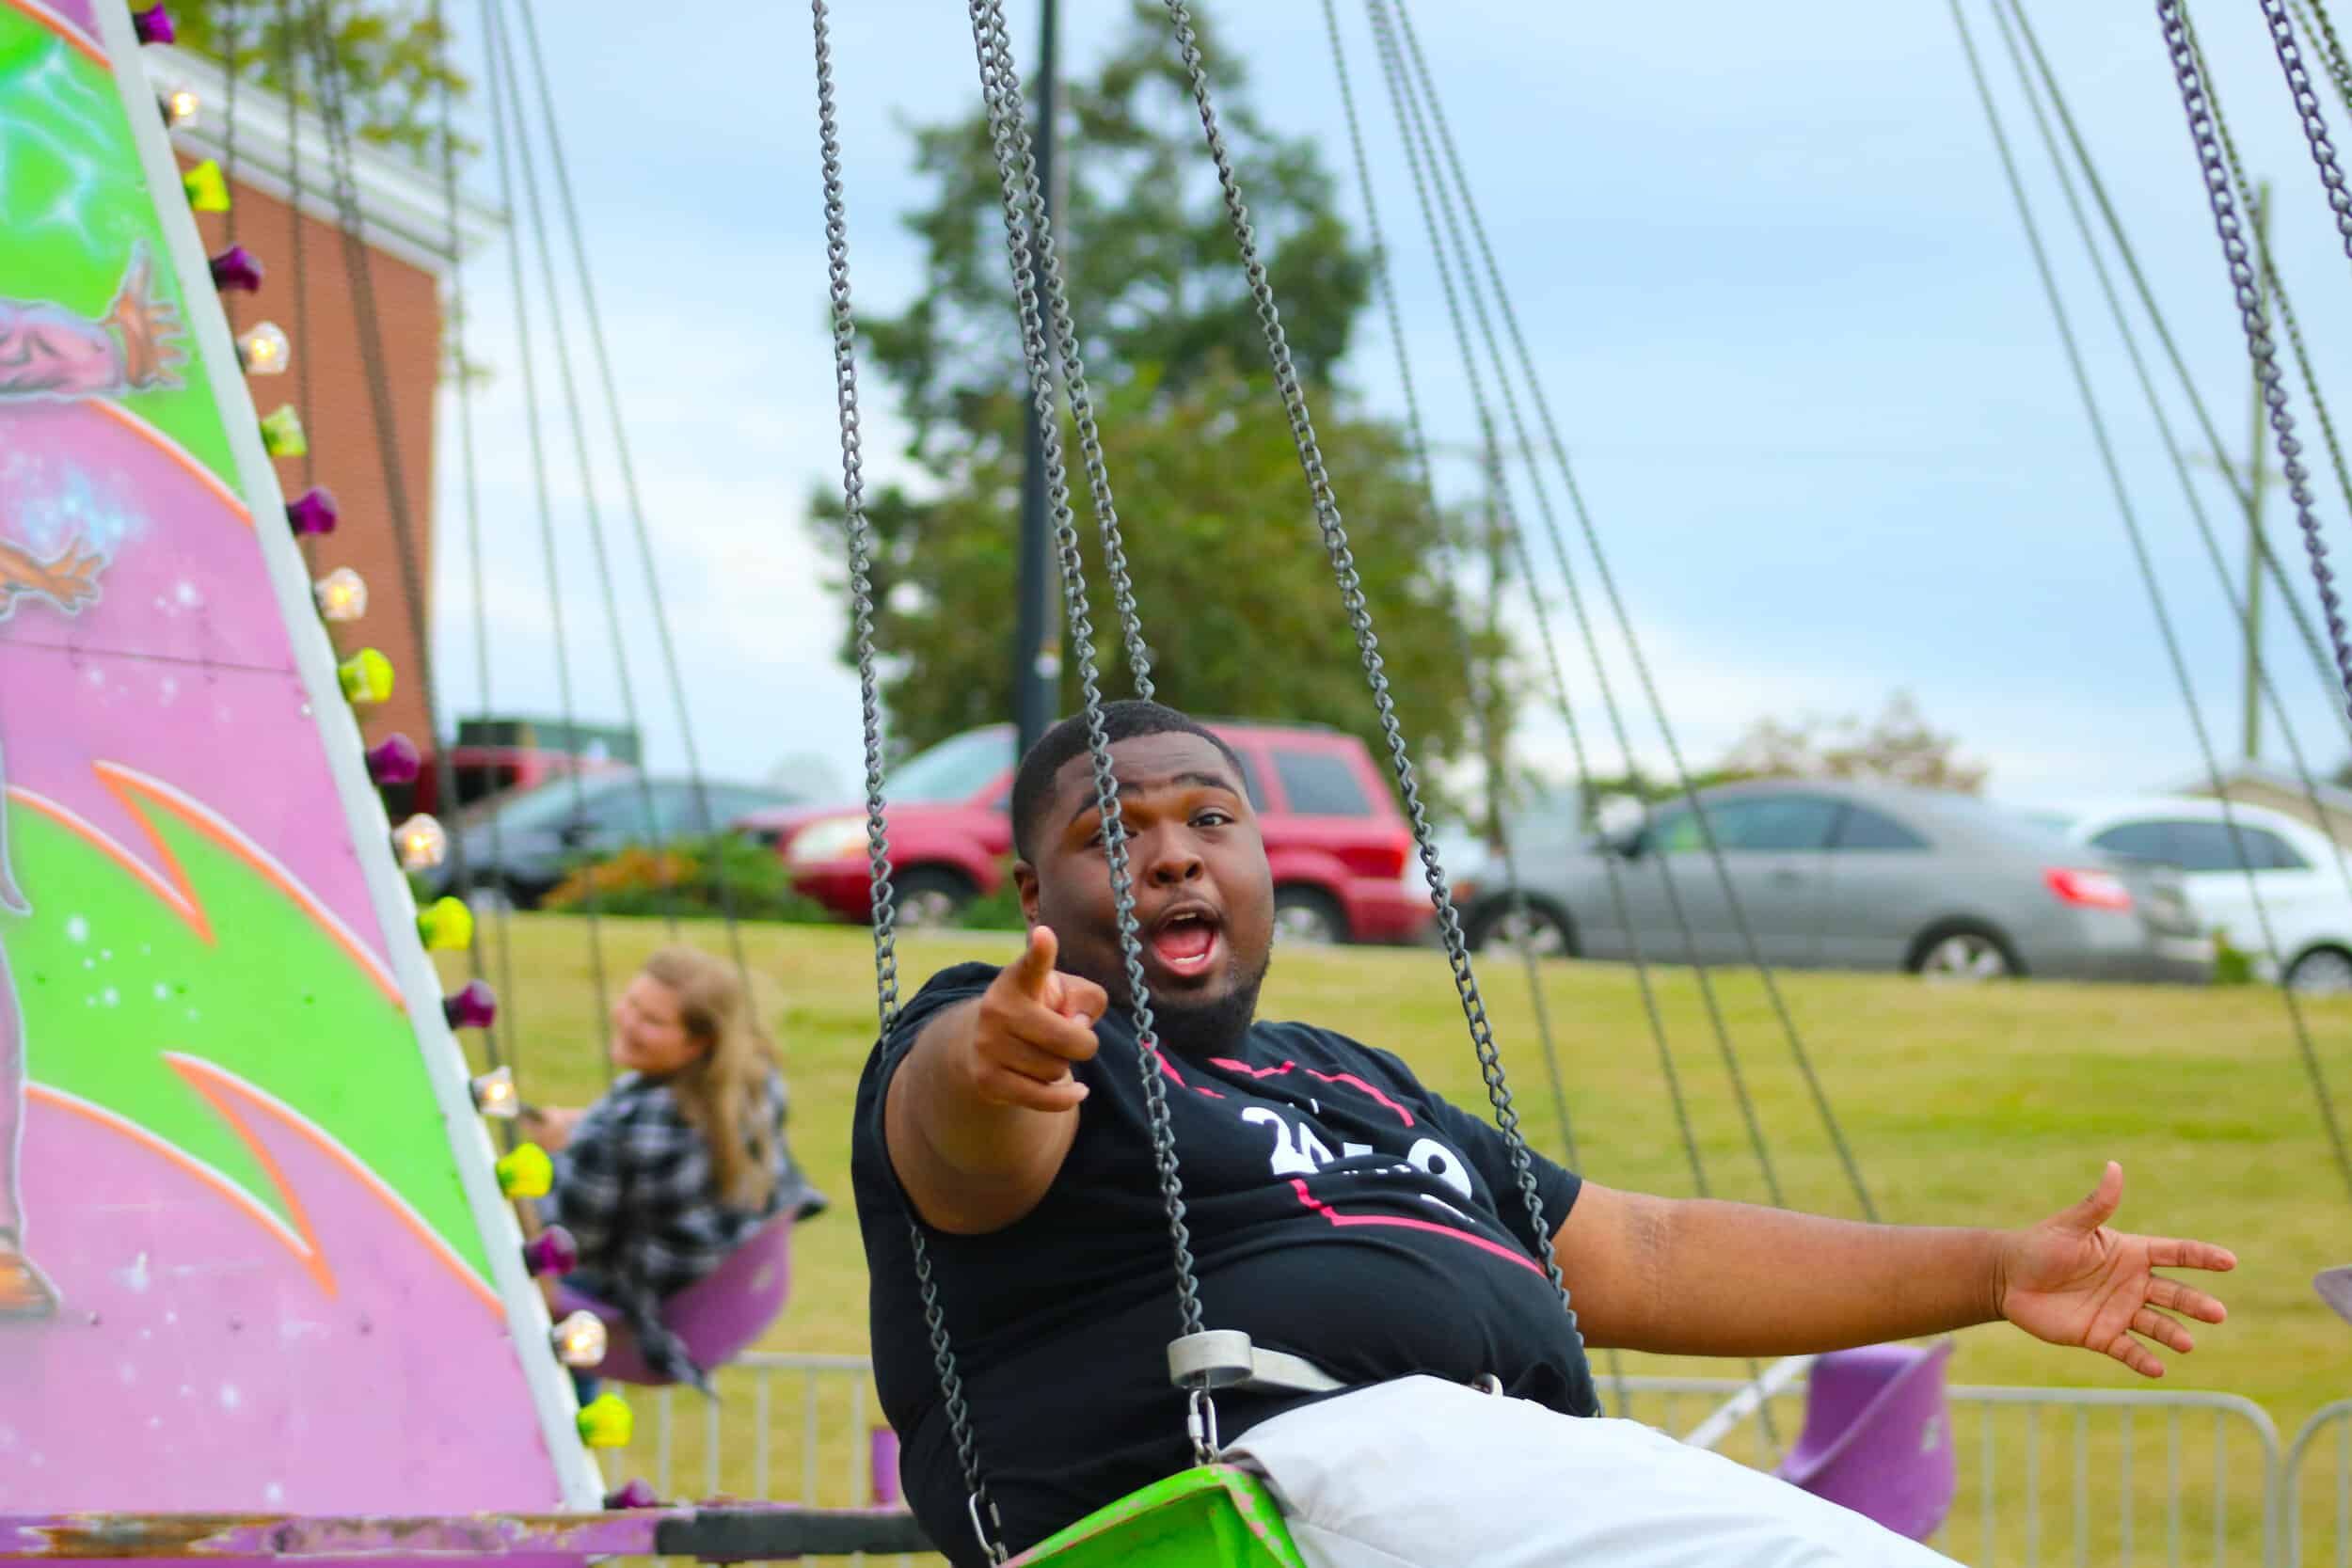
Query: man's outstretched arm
1556,1164,2233,1377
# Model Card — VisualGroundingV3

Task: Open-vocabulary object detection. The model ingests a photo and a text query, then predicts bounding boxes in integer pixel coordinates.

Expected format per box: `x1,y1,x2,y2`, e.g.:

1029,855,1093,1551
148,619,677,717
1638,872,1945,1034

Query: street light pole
1011,0,1062,765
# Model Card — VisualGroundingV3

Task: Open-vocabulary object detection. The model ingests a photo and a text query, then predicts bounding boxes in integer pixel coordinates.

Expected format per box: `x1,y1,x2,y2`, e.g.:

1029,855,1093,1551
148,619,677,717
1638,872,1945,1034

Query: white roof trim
142,42,504,277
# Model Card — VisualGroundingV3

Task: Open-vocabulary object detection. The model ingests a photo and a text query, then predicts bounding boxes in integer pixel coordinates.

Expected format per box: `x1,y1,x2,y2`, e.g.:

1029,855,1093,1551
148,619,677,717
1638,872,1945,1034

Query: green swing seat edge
1009,1465,1307,1567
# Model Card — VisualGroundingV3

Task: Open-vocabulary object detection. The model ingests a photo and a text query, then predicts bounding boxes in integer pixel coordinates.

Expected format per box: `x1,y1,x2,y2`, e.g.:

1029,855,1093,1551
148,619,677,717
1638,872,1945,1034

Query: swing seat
1772,1340,1956,1543
2314,1264,2352,1325
1009,1465,1306,1568
554,1211,800,1386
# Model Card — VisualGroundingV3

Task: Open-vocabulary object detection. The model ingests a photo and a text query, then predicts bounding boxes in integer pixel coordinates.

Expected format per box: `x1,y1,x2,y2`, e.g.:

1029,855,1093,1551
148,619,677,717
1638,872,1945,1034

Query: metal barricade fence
637,1355,2291,1565
2286,1400,2352,1568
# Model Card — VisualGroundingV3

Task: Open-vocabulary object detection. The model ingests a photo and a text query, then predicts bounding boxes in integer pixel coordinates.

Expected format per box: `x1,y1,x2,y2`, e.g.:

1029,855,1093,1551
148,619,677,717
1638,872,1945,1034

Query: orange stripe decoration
166,1054,505,1318
2,0,110,70
90,401,255,529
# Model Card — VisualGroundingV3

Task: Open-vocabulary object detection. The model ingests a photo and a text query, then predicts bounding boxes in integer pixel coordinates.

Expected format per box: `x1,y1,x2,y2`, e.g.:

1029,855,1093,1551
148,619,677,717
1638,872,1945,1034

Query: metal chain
2159,0,2352,731
2192,16,2352,550
810,6,999,1558
1397,0,1885,1221
2262,0,2352,263
2289,0,2352,119
506,0,755,977
966,1,1207,1352
971,0,1154,699
473,0,615,1075
1368,0,1749,1210
1320,0,1633,1417
1155,0,1573,1317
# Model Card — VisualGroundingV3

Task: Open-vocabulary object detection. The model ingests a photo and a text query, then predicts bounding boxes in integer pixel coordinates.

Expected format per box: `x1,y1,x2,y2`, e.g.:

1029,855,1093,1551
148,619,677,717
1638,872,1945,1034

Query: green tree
823,367,1498,784
1719,690,1989,794
821,0,1501,789
166,1,468,166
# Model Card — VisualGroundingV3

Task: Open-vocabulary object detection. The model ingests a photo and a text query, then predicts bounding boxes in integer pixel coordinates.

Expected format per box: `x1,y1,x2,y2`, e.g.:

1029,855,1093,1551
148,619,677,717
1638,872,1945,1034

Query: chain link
2158,0,2352,731
811,5,1001,1557
1154,0,1573,1316
2289,0,2352,116
2262,0,2352,263
965,0,1208,1353
2196,16,2352,536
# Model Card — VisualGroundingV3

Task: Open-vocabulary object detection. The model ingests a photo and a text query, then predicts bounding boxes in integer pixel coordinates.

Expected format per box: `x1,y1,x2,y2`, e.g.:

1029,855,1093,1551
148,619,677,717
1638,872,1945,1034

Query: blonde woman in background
522,945,821,1392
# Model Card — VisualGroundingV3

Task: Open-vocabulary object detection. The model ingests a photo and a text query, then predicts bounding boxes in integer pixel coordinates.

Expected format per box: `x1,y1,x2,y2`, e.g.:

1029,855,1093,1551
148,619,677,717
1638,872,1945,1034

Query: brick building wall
183,160,442,759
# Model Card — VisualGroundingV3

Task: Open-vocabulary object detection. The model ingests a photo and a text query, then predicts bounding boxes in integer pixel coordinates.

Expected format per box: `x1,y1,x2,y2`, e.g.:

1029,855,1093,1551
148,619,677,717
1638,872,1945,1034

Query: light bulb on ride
237,322,291,376
313,567,367,623
163,87,199,127
393,813,448,871
468,1065,517,1118
551,1310,608,1370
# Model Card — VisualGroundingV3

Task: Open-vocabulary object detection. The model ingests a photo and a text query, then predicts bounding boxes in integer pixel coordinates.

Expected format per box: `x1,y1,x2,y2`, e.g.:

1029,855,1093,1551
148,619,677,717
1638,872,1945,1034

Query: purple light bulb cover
442,979,497,1030
524,1226,579,1278
365,734,421,786
605,1480,660,1511
134,5,175,44
209,245,263,293
286,486,339,536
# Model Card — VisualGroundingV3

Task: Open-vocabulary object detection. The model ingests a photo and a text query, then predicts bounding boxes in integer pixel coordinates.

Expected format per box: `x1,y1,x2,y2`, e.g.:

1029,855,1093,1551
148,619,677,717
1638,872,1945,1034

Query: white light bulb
469,1066,518,1119
165,87,199,126
313,567,368,623
552,1310,608,1370
394,813,448,871
237,322,290,376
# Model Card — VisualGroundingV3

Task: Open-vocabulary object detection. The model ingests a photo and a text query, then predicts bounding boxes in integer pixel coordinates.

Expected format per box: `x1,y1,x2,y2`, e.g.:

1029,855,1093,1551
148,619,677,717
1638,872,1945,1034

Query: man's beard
1140,952,1269,1058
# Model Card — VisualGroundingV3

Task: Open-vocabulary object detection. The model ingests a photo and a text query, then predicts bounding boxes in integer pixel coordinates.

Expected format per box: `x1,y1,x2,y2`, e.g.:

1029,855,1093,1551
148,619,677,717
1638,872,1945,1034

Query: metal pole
2241,181,2272,763
1012,0,1062,764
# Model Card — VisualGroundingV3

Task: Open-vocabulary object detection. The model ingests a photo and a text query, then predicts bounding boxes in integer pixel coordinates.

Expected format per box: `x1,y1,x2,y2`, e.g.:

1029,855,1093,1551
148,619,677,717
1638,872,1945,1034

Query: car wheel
1465,898,1575,959
1273,886,1347,946
2288,945,2352,995
892,869,974,930
1909,924,2019,982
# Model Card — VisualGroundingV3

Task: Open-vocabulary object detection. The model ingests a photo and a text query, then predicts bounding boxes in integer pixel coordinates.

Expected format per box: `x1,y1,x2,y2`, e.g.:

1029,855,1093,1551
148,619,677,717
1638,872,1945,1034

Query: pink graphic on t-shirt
1208,1058,1416,1127
1288,1177,1543,1275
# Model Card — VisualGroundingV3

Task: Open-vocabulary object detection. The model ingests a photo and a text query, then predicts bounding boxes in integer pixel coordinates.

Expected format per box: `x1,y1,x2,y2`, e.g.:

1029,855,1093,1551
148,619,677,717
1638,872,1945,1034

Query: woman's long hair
641,945,780,1212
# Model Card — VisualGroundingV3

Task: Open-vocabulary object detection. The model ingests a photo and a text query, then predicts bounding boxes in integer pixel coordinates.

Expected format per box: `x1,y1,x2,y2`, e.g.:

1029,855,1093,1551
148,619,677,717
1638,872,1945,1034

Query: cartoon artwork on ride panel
0,243,185,404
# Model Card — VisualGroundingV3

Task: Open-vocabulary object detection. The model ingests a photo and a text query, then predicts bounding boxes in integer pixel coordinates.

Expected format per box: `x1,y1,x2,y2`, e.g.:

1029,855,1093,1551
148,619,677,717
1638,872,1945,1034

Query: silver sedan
1453,780,2213,984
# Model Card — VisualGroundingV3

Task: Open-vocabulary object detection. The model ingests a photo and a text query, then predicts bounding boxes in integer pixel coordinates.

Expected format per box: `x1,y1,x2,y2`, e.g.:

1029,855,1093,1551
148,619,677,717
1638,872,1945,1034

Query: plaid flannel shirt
548,1066,818,1386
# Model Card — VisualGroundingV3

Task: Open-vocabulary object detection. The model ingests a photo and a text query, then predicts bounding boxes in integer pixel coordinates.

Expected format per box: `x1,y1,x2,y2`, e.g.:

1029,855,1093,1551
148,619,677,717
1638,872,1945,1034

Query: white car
2031,796,2352,991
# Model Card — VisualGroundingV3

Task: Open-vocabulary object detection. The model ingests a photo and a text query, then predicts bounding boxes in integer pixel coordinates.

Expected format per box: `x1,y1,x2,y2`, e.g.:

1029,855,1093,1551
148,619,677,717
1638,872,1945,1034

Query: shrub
542,834,834,924
2211,926,2255,987
955,872,1027,931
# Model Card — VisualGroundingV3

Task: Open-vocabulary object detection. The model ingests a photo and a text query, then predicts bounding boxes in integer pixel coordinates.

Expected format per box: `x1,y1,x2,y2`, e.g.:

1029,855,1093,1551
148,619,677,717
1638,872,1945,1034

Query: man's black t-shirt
851,962,1599,1564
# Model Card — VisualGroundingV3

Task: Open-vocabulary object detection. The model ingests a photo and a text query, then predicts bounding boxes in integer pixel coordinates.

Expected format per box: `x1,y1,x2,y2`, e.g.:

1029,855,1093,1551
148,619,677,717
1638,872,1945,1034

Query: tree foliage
821,0,1501,790
1717,690,1989,794
167,1,468,166
817,366,1500,782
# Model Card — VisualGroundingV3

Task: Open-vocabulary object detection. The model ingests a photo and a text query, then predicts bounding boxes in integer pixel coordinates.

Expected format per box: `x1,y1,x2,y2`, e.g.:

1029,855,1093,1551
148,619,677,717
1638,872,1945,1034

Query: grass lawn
443,914,2352,1560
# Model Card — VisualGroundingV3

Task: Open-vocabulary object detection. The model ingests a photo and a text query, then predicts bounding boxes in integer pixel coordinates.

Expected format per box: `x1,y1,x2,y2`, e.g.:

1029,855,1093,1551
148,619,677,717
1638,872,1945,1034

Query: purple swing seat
554,1211,800,1386
1773,1340,1958,1543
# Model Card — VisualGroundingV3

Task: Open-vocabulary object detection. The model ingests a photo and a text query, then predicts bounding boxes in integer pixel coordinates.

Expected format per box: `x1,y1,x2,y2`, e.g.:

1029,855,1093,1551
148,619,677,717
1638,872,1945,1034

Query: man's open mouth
1146,904,1223,979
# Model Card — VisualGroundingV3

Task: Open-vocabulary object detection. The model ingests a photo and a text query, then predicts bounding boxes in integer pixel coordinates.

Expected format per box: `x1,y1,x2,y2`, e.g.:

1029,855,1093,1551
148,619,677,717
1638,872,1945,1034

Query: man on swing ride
853,700,2235,1567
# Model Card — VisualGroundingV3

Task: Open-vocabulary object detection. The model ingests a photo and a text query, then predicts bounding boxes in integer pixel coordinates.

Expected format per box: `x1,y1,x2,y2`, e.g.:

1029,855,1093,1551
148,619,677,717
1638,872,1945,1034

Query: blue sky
431,0,2352,812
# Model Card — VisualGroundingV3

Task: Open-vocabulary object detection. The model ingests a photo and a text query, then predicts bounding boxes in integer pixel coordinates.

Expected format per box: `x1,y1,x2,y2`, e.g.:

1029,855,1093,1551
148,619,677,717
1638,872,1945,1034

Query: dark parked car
737,720,1433,944
1454,779,2213,984
421,772,801,911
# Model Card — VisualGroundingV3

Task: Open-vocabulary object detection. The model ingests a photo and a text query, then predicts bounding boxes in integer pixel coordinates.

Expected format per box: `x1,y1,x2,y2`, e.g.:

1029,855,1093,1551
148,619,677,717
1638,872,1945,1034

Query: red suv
738,721,1433,945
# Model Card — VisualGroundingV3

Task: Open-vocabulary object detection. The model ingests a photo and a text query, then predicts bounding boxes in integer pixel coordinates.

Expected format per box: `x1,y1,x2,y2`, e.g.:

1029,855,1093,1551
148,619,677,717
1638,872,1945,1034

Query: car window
2090,820,2177,864
1645,796,1839,853
484,774,631,836
1229,747,1269,812
1271,748,1372,817
582,781,660,840
2167,819,2278,874
1706,795,1843,852
889,727,1015,804
1832,805,1928,850
2246,826,2311,871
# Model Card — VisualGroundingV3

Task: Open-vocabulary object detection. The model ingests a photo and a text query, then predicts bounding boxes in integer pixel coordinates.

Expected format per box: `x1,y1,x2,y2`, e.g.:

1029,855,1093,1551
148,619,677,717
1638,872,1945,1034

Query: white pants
1223,1375,1963,1568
